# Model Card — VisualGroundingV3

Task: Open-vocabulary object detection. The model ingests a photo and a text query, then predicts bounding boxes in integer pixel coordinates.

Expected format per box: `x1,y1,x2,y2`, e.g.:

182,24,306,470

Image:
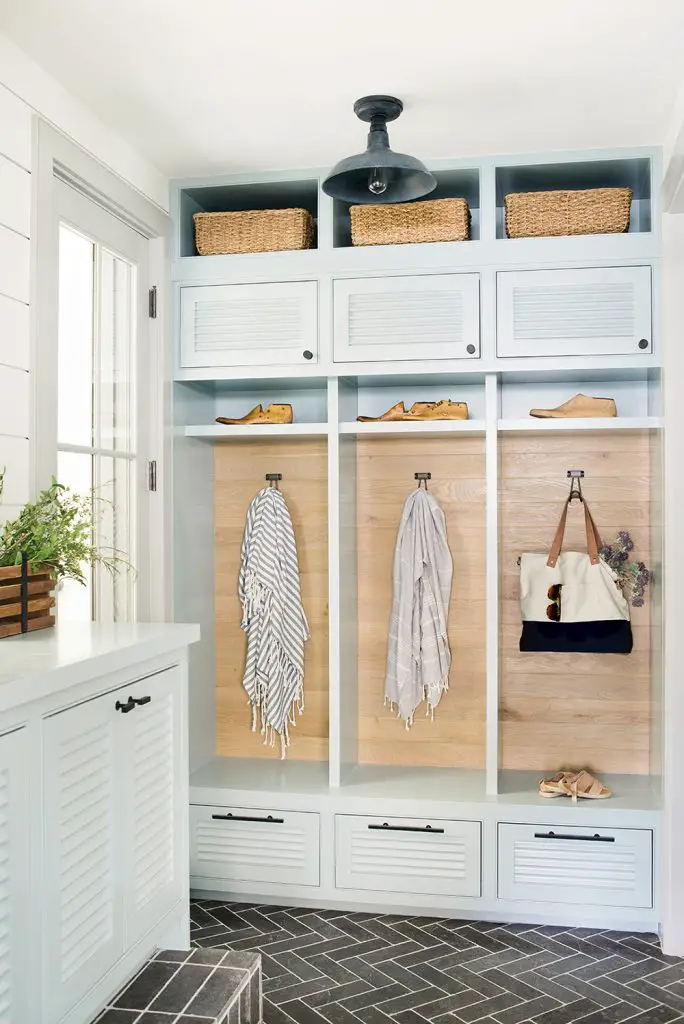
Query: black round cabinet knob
303,350,313,360
466,344,476,355
638,339,649,350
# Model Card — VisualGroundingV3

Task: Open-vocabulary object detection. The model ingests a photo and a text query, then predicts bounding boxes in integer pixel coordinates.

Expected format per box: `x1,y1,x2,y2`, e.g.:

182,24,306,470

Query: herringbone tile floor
190,901,684,1024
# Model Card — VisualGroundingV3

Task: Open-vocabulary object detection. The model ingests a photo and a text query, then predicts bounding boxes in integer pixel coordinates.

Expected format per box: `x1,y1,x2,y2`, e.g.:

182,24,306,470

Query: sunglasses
547,583,563,622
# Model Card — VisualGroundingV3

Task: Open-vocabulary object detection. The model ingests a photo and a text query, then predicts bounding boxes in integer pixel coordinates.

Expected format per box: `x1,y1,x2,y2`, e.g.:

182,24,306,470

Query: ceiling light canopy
322,95,437,205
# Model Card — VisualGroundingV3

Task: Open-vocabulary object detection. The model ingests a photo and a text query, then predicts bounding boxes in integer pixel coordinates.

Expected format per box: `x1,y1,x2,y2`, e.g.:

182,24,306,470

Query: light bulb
368,167,388,195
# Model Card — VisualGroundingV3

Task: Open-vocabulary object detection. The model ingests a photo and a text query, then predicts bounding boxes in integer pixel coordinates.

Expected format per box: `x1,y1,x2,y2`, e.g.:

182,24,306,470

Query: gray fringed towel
385,487,453,726
239,487,309,757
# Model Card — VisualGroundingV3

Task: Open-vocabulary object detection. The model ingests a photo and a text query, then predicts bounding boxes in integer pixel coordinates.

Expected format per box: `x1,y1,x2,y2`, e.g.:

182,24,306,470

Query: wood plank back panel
356,436,486,768
500,431,652,774
214,440,328,761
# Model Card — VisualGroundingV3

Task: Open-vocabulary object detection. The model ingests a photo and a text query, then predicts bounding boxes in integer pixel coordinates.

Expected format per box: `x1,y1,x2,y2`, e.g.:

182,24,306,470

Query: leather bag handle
547,499,603,568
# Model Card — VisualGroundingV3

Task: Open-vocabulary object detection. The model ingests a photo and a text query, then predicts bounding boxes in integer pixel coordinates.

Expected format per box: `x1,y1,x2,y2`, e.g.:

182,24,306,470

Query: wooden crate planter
0,559,55,638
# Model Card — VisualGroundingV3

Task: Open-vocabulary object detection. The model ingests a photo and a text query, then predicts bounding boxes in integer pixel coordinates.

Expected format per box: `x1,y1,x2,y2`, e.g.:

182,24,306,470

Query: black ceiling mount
322,95,437,206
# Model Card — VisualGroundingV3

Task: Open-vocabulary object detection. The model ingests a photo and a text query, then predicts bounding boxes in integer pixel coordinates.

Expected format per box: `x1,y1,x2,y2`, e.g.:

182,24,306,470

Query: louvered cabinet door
190,805,320,887
335,815,482,897
333,274,481,362
497,823,653,908
42,695,123,1023
123,667,184,945
496,266,652,358
180,281,318,367
0,728,30,1024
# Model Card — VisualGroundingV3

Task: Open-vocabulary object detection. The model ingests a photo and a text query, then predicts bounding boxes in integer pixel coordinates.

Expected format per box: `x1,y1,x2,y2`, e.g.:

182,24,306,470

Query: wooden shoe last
357,400,468,423
530,394,617,419
216,403,293,426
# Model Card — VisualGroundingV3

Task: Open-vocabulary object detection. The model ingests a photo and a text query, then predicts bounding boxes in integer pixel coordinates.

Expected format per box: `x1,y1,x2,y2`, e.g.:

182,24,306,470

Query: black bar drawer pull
115,697,136,714
211,813,284,824
368,823,445,834
534,831,615,843
131,696,151,706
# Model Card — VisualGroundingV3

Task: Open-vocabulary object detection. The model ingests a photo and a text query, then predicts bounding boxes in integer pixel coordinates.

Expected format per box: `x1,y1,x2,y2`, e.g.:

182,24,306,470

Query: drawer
496,266,652,358
336,814,481,897
190,805,320,887
498,823,653,909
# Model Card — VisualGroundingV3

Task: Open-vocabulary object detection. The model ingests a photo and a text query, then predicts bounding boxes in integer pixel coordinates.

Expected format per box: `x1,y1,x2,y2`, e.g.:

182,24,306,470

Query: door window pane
94,454,134,623
97,249,136,452
56,450,92,622
57,226,94,447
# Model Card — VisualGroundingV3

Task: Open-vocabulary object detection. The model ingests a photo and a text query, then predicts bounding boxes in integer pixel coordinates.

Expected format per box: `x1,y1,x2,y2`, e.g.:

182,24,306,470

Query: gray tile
490,995,561,1024
530,998,601,1024
95,1012,141,1024
184,966,248,1017
114,962,181,1009
148,964,214,1013
155,949,192,963
188,947,229,966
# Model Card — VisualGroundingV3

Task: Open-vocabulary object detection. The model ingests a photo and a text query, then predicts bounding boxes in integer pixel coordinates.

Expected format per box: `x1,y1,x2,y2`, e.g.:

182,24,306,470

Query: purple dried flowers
600,530,652,607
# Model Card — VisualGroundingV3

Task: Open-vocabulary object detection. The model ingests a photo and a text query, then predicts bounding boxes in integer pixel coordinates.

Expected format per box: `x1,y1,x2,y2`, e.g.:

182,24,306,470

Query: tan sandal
565,769,612,803
539,771,575,798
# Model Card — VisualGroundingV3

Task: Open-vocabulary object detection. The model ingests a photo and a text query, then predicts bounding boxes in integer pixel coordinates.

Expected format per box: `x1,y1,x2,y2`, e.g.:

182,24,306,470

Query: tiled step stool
94,948,262,1023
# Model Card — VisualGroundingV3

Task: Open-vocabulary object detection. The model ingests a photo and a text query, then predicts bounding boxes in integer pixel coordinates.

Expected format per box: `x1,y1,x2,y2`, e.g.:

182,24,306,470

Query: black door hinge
148,460,157,492
148,286,158,319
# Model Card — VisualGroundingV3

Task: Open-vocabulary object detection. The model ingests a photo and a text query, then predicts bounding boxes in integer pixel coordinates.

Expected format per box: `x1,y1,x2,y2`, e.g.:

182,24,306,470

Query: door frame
32,121,171,620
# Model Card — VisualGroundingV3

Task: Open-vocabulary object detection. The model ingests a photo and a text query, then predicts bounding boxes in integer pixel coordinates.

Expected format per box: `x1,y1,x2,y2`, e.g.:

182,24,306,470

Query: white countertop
0,621,200,714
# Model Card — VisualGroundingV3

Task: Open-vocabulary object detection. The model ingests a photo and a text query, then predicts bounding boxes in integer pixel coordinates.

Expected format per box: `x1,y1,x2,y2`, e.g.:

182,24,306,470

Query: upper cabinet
180,281,318,368
333,273,480,363
496,266,653,359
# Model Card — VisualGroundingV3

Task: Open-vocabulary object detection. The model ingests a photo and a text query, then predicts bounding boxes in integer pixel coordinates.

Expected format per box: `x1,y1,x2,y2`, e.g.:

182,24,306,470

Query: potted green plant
0,470,133,637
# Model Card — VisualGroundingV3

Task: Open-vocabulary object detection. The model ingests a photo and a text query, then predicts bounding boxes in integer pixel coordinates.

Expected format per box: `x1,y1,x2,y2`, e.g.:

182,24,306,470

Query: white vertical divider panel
327,376,342,787
485,373,500,795
478,161,497,243
327,377,359,786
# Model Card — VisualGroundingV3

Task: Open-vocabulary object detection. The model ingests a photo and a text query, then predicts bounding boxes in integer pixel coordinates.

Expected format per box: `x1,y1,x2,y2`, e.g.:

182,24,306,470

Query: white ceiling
2,0,684,179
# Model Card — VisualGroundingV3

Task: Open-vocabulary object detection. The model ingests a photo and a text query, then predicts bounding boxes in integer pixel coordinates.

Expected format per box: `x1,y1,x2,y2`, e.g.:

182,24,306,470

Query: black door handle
534,831,615,843
368,823,445,834
115,697,136,714
131,696,151,706
303,349,314,360
211,813,284,824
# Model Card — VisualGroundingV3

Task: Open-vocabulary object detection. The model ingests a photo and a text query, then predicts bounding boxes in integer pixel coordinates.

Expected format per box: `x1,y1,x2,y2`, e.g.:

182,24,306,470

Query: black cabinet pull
638,339,649,350
466,344,477,355
115,697,136,714
368,822,445,834
303,349,314,360
131,696,151,706
534,831,615,843
211,813,284,824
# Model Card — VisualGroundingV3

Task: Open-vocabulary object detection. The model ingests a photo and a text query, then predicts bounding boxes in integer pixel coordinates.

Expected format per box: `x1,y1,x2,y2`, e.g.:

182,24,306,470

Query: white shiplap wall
0,30,168,525
0,83,31,524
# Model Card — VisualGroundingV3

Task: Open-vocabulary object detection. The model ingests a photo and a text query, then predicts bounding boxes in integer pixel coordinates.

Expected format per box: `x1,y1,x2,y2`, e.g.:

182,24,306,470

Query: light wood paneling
500,431,652,774
214,440,328,761
356,436,487,768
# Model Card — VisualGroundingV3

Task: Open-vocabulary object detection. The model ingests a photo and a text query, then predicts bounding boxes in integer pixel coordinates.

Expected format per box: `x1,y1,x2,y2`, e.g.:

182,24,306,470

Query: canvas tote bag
519,498,632,654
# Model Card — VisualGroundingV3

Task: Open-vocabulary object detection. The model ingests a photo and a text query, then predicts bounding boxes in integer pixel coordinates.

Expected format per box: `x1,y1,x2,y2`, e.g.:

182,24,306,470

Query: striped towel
239,487,309,757
385,488,453,726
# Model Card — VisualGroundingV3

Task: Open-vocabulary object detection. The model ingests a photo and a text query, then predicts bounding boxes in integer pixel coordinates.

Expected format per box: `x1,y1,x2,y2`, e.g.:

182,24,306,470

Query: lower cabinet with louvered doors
335,814,482,898
42,665,185,1024
0,727,30,1024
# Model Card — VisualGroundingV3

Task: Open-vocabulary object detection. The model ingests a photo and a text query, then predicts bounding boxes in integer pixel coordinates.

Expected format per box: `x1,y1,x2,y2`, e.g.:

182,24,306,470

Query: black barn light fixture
322,95,437,205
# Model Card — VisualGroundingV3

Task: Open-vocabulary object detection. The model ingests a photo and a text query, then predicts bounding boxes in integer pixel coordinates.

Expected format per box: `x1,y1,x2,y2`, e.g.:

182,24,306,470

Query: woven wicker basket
193,208,315,255
350,197,470,246
504,187,632,238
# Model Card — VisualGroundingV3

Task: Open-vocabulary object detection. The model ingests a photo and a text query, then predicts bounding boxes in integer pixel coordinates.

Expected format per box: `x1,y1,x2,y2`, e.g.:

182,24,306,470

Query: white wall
0,32,167,525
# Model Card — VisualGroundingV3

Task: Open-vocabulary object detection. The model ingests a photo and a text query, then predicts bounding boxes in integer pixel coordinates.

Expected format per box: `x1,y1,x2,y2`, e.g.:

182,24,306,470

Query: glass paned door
56,182,149,622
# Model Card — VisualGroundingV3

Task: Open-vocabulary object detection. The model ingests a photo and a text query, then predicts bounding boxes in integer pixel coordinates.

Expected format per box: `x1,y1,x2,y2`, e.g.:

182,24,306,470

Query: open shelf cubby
495,156,652,238
332,166,481,247
338,426,487,774
498,426,660,777
178,177,320,257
